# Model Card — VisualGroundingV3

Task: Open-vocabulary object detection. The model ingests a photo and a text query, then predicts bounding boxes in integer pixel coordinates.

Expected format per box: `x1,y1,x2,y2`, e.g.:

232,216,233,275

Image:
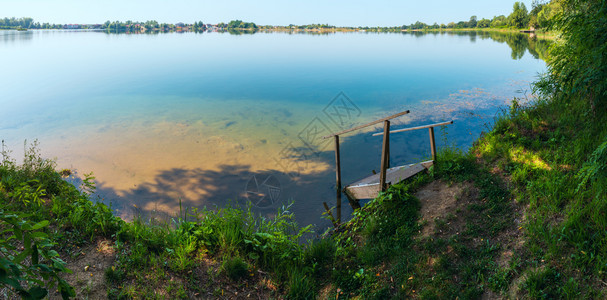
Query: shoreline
5,27,557,39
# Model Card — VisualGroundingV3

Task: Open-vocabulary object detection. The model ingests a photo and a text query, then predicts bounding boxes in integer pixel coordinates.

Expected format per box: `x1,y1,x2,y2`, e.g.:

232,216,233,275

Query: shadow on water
86,159,339,230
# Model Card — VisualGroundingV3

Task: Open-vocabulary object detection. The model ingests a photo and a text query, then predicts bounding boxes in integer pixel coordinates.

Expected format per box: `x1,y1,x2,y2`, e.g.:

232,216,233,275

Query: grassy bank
472,85,607,298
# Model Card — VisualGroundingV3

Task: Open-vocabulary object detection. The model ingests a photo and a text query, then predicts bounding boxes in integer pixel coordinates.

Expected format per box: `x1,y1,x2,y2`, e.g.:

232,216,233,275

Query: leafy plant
576,135,607,196
549,0,607,110
0,210,74,299
9,180,46,207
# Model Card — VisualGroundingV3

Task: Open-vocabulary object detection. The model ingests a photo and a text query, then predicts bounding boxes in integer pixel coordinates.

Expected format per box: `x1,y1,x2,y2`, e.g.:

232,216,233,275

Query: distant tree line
288,24,336,30
102,20,208,33
0,17,62,29
2,1,560,33
101,20,260,33
264,1,559,33
397,1,559,31
0,17,264,33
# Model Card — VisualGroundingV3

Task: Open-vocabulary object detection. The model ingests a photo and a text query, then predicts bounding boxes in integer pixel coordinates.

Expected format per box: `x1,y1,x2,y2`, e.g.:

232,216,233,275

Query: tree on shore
0,17,51,29
227,20,257,30
508,2,529,28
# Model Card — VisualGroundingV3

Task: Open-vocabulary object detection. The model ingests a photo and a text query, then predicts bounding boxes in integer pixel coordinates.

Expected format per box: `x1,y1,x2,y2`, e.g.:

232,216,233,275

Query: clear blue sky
3,0,532,27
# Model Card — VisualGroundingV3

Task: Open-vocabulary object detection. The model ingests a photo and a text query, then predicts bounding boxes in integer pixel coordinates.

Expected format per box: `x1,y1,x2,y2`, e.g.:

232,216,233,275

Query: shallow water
0,30,547,228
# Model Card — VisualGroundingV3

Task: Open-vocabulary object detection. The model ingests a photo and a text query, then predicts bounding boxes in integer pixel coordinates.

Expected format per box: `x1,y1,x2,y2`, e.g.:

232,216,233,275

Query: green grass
472,89,607,297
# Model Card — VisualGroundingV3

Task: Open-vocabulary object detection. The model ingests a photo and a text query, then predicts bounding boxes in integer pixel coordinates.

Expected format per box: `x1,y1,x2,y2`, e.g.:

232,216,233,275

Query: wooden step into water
344,160,433,199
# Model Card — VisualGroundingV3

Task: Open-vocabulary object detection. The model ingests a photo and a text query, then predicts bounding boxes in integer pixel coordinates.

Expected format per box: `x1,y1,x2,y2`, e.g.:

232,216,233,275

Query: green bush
222,256,249,281
549,0,607,109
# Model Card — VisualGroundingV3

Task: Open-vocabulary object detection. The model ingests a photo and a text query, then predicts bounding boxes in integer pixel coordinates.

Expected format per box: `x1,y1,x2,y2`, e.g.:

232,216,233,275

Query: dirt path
415,179,472,237
414,178,526,299
50,239,116,299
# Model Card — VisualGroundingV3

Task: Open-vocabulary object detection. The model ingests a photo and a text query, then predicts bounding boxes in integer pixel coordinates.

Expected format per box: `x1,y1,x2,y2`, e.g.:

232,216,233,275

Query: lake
0,29,548,229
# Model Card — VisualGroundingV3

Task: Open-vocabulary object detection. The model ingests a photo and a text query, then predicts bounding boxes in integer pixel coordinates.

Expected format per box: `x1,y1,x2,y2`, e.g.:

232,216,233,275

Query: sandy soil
50,239,116,299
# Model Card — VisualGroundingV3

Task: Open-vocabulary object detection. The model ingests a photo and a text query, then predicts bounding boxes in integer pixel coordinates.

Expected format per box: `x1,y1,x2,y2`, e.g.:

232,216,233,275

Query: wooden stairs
321,110,453,225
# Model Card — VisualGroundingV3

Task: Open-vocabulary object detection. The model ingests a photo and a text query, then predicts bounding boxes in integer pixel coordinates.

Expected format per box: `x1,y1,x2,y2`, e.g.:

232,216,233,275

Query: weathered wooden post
322,110,411,211
429,127,436,162
334,135,342,224
379,120,390,192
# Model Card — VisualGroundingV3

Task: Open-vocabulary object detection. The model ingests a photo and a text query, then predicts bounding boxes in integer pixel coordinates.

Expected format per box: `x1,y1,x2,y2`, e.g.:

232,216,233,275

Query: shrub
222,256,249,281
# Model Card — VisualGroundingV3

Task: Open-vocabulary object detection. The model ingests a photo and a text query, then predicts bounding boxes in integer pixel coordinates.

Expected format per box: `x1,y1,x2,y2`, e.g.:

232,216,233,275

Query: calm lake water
0,30,548,228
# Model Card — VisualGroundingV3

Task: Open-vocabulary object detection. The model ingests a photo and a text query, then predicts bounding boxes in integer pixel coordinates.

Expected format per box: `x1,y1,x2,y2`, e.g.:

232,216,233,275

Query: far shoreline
3,27,556,40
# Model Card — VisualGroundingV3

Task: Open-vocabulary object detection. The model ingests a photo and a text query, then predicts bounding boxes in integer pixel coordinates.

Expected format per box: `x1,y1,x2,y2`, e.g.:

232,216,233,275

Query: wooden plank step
344,160,433,200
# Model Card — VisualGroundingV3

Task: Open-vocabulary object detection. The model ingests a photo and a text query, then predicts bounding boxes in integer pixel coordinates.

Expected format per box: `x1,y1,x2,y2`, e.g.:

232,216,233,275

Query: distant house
63,24,81,29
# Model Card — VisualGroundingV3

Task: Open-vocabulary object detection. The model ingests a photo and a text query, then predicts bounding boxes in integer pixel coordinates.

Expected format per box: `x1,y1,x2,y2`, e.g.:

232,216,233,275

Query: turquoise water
0,30,547,227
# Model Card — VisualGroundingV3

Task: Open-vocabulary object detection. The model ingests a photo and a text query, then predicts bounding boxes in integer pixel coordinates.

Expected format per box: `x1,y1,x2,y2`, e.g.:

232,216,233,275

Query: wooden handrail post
334,135,341,224
379,120,390,192
429,127,436,162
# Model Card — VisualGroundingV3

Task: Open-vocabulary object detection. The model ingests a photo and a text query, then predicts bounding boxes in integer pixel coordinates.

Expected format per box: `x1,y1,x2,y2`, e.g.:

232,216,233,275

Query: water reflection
227,29,258,35
0,30,34,43
398,31,551,60
78,29,551,60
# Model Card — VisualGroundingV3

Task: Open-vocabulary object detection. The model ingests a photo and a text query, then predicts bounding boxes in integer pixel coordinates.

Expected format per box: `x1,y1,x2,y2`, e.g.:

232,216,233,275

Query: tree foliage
0,17,61,29
226,20,258,30
548,0,607,109
537,1,561,29
508,2,529,28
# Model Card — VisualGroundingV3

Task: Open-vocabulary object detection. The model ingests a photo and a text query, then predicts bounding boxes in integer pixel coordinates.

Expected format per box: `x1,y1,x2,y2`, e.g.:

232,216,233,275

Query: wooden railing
321,110,410,224
321,110,453,226
370,120,453,196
